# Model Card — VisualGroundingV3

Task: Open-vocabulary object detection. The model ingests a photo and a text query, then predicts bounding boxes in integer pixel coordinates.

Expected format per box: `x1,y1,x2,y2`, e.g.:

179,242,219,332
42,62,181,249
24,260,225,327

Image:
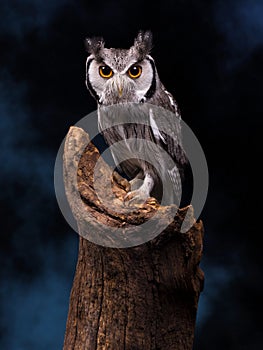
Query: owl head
85,31,159,105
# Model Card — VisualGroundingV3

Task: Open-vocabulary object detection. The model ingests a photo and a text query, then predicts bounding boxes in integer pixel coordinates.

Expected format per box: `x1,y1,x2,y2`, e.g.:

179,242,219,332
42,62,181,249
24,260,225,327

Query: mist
0,0,262,349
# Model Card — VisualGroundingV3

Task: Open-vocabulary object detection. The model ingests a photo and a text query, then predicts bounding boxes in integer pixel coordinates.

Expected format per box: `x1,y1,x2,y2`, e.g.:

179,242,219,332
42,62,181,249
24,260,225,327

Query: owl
85,31,187,205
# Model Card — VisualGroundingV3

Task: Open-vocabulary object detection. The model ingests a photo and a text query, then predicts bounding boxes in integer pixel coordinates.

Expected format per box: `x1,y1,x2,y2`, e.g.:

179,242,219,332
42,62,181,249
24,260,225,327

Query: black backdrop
0,0,262,349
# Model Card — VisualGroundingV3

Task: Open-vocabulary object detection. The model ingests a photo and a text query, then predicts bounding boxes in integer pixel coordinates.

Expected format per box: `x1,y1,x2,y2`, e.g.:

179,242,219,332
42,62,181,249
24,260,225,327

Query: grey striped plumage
85,30,187,205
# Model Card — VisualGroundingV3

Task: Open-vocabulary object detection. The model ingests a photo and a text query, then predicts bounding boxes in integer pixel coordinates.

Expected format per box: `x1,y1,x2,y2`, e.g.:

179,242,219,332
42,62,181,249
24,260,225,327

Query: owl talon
113,171,131,192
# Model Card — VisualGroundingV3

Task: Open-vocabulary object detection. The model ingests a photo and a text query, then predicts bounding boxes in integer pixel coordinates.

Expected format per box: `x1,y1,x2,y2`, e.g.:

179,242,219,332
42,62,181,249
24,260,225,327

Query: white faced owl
85,30,187,205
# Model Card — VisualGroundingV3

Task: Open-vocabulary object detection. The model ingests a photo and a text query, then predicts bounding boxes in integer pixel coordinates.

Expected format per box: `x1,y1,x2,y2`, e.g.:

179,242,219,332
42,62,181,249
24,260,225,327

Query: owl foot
129,178,144,191
124,173,154,206
113,171,130,192
129,171,144,191
124,188,150,206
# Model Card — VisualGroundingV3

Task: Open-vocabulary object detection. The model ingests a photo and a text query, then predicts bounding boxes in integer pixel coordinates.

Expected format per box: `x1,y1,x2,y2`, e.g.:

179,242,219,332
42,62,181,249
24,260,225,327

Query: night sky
0,0,262,349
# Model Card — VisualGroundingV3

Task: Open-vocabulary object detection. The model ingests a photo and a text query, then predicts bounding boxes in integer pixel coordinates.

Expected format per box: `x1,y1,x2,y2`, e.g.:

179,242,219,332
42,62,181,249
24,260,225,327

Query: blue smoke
0,1,78,349
0,236,77,350
196,260,236,328
0,68,78,349
0,0,259,348
0,0,72,37
213,0,263,69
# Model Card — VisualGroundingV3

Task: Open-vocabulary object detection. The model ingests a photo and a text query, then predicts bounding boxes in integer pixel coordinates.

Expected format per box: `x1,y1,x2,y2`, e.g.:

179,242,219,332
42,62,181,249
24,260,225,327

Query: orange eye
128,65,142,79
99,65,113,78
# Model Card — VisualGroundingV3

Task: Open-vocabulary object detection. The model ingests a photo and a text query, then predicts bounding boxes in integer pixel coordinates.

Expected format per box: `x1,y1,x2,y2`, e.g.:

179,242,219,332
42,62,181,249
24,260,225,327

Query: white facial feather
87,55,153,105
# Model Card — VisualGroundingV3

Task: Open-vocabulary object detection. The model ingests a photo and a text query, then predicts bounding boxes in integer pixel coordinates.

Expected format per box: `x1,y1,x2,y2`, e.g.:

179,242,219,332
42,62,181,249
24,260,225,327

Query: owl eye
99,65,113,78
128,65,142,79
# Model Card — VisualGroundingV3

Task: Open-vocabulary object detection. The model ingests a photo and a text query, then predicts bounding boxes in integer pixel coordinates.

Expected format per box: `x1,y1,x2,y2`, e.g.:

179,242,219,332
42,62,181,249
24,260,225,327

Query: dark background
0,0,262,349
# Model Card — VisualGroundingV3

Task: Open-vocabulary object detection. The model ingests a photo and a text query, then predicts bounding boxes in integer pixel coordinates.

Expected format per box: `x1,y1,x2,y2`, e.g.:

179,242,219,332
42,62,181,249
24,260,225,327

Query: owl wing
148,99,188,203
148,94,187,169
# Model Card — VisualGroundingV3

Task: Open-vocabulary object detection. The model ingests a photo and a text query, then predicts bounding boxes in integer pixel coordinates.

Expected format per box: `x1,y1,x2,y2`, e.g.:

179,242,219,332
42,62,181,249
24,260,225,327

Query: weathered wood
63,126,204,350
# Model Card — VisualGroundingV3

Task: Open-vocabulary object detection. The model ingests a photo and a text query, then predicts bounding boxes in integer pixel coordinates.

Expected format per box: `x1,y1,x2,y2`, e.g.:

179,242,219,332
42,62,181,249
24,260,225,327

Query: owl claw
113,171,130,192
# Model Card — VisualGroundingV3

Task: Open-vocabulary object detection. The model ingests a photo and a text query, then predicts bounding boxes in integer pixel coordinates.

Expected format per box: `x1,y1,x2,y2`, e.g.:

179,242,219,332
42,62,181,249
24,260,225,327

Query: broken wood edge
63,126,203,250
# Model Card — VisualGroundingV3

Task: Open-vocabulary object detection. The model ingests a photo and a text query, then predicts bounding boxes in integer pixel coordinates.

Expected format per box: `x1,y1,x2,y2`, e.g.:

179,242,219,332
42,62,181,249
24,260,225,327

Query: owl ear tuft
133,30,153,59
85,37,105,58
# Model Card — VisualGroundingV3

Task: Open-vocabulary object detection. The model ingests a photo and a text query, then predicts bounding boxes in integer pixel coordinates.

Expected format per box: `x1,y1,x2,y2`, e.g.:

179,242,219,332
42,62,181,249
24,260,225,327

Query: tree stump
62,126,204,350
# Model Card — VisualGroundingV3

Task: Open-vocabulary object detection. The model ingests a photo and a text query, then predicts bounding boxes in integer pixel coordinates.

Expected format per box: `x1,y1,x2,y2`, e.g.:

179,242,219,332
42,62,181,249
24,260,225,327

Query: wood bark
63,126,204,350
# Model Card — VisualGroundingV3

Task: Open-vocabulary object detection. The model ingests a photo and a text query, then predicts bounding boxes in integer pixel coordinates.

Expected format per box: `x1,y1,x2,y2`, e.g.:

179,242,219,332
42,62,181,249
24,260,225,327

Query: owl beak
114,75,124,97
118,85,123,97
